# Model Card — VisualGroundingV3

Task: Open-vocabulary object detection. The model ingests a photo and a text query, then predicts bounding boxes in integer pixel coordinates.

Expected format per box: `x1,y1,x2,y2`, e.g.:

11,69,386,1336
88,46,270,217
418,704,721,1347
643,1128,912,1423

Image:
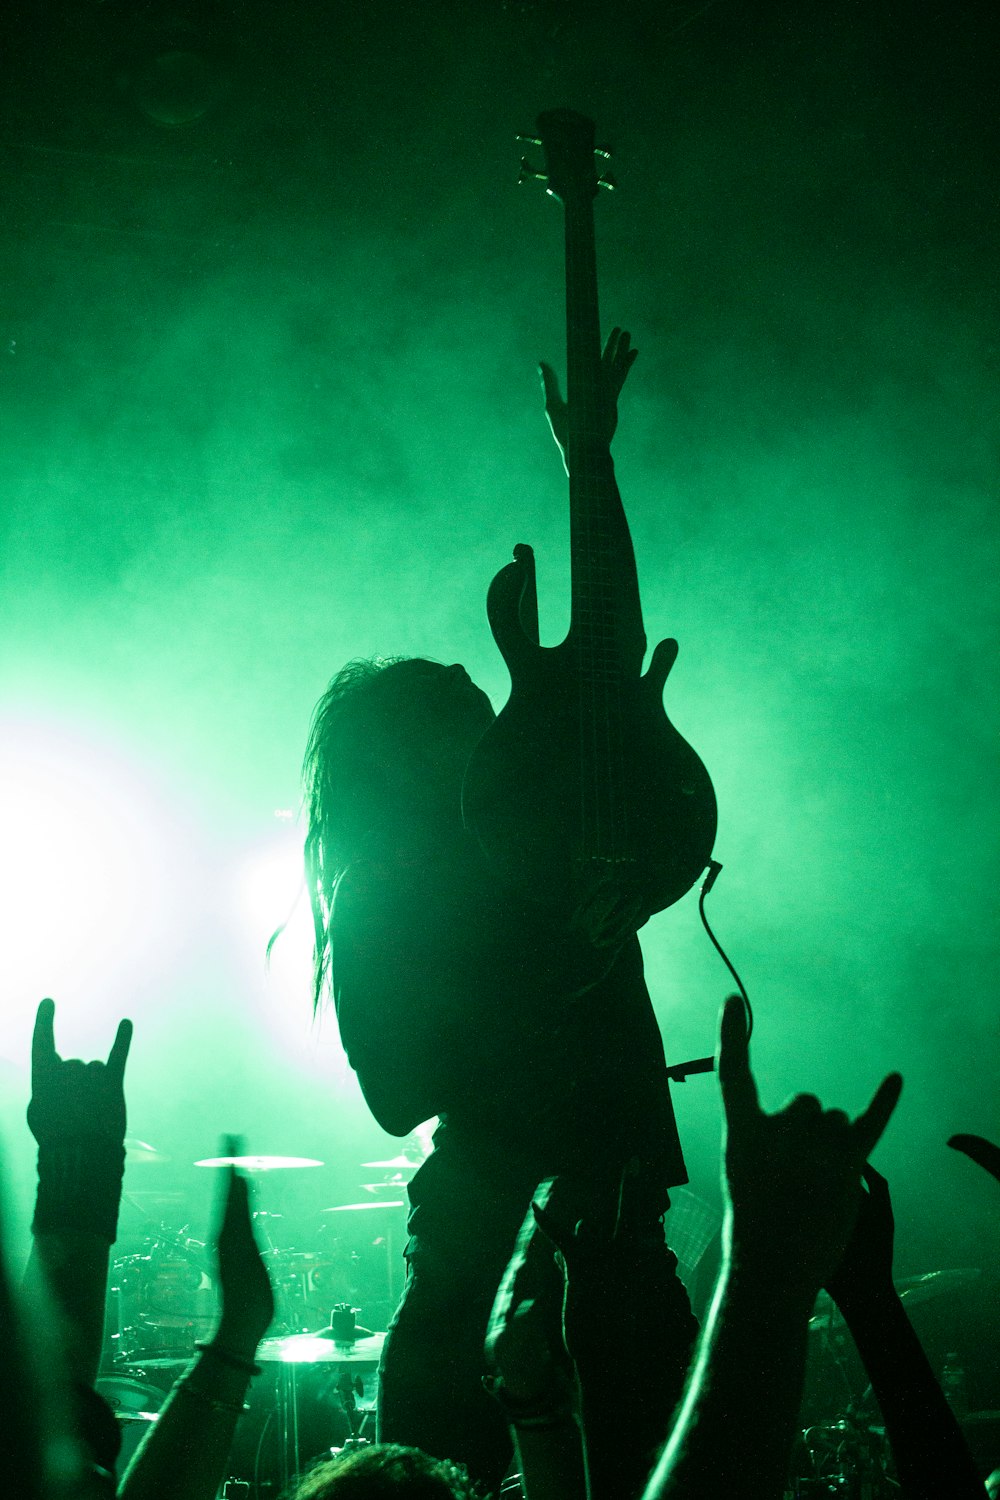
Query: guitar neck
564,196,639,673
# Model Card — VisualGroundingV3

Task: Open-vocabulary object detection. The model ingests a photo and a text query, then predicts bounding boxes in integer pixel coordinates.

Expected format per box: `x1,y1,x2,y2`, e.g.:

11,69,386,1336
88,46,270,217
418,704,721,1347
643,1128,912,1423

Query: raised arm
825,1164,985,1500
644,996,902,1500
24,996,132,1388
484,1184,584,1500
120,1144,275,1500
532,1164,697,1500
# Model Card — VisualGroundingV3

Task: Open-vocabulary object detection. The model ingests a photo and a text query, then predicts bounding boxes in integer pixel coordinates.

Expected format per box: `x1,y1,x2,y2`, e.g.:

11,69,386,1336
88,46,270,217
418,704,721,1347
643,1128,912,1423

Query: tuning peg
516,133,542,147
597,173,617,191
518,157,547,185
595,144,613,160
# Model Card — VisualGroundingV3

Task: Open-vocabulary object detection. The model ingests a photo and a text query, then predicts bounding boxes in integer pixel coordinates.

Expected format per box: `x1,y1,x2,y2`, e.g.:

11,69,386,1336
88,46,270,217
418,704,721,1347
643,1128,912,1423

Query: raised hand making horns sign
27,997,132,1149
718,994,903,1297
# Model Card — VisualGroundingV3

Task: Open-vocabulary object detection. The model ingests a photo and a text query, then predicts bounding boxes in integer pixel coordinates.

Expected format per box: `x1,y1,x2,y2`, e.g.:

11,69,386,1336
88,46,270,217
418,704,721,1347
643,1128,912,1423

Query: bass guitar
462,109,716,918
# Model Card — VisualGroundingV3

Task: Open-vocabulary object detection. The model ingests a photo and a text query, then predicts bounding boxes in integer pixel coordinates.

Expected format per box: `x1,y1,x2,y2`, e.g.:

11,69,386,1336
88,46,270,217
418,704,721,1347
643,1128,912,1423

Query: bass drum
95,1375,166,1478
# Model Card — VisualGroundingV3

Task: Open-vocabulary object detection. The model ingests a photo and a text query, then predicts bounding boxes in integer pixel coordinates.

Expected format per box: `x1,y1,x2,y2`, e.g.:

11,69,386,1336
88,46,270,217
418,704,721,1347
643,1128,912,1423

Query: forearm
119,1343,258,1500
644,1260,814,1500
24,1234,110,1387
510,1416,587,1500
837,1289,985,1500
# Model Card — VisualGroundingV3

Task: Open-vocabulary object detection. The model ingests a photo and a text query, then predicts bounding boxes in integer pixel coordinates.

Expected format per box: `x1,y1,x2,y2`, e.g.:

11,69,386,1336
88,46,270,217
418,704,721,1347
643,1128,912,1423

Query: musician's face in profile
370,662,494,823
412,664,495,782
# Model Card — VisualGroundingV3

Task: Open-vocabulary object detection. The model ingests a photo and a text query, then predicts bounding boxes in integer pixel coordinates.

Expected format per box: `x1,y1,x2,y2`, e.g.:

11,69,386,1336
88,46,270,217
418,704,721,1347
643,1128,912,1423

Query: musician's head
302,655,494,994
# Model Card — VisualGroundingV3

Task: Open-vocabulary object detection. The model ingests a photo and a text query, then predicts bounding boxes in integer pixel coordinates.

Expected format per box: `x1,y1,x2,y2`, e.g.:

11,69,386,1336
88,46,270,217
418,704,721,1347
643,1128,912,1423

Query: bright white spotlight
0,716,183,1057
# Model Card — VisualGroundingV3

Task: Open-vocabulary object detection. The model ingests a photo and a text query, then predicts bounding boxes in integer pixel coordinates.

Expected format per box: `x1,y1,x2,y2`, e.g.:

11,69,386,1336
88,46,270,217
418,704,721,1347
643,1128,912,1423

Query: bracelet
195,1342,261,1376
482,1374,574,1428
509,1409,577,1432
174,1381,250,1416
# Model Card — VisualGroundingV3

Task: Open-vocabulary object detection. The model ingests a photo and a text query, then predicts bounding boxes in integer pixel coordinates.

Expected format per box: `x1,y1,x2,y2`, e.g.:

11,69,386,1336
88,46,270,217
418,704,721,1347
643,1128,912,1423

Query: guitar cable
698,858,753,1041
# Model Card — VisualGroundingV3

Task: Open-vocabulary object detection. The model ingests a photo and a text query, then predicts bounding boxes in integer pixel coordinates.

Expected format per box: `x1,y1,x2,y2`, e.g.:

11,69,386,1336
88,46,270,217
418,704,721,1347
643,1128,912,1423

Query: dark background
1,0,997,1396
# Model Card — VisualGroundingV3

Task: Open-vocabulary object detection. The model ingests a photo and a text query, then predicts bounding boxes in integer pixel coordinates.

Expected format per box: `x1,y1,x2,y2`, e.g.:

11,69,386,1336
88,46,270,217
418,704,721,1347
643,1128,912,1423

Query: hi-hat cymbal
321,1201,406,1213
361,1156,420,1171
257,1331,386,1365
125,1138,170,1163
195,1155,324,1172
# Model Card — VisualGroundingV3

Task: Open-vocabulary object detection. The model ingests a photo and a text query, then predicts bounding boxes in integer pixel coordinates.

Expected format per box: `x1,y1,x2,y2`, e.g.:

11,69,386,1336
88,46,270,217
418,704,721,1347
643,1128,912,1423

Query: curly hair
286,1444,481,1500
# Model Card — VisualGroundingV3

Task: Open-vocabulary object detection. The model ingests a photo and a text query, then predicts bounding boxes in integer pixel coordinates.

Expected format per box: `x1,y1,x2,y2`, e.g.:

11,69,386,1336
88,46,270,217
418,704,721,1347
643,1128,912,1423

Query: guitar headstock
518,109,614,203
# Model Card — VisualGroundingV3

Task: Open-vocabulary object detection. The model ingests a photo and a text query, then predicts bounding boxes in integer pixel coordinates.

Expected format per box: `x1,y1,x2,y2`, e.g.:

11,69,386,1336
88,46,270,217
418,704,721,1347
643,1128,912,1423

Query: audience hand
718,995,902,1299
948,1133,1000,1186
27,997,132,1147
211,1139,275,1357
540,326,638,460
531,1161,694,1381
486,1183,574,1416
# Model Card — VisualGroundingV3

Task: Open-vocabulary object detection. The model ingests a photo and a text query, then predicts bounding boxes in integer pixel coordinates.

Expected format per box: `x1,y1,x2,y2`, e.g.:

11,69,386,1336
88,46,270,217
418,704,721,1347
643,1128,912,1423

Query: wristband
483,1373,574,1428
32,1139,126,1243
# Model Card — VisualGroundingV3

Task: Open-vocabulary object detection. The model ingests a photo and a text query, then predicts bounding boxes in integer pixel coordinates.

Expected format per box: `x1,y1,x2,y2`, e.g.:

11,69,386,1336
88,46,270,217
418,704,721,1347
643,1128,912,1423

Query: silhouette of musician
301,343,696,1491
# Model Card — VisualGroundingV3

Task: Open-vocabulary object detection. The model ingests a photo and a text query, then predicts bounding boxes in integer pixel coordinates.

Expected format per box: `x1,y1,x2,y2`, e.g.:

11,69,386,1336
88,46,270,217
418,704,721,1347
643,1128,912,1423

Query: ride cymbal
195,1155,324,1172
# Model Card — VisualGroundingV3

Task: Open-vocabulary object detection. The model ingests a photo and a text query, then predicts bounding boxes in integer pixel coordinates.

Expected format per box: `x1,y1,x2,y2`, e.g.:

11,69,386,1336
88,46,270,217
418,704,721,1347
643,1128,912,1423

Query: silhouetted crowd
4,993,999,1500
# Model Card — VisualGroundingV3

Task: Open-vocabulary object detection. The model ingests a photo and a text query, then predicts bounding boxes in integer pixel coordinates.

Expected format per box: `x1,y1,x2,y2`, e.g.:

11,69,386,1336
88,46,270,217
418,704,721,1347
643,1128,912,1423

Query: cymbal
897,1269,982,1307
125,1138,169,1163
257,1331,386,1365
195,1155,324,1172
810,1268,983,1331
321,1201,406,1213
361,1156,420,1171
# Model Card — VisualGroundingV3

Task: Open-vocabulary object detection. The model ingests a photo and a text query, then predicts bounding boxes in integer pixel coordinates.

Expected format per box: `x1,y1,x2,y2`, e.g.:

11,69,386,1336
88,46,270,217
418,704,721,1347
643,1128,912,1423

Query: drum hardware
796,1410,891,1497
360,1155,420,1170
241,1324,384,1493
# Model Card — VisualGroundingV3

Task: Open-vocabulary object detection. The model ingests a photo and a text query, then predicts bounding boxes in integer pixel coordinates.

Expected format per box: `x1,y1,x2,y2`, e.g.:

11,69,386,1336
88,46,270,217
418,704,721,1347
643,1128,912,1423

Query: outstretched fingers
106,1017,133,1085
602,327,638,392
718,994,759,1126
31,998,58,1080
948,1133,1000,1183
852,1073,903,1159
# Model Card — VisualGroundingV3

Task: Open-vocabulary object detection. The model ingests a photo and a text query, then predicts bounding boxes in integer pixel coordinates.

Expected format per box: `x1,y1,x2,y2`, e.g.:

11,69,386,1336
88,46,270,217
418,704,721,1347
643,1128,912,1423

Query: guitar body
462,548,717,916
463,110,717,916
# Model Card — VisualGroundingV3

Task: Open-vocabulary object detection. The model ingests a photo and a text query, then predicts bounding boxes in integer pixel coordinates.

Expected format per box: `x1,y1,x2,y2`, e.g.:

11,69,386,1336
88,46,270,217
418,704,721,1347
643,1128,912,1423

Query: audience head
288,1443,479,1500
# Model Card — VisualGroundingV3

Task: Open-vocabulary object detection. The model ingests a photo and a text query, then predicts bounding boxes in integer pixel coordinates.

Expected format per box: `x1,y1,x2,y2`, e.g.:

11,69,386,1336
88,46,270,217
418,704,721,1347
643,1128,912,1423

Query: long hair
303,655,474,1010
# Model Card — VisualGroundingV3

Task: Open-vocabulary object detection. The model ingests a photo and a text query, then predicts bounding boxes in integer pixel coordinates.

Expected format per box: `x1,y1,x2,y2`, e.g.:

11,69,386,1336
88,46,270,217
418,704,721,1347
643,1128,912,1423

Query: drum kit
101,1144,420,1494
796,1268,993,1496
102,1142,997,1497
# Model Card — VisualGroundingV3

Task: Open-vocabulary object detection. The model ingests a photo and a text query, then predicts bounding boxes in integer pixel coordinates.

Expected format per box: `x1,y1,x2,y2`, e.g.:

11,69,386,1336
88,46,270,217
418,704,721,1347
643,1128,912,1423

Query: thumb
538,361,565,412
